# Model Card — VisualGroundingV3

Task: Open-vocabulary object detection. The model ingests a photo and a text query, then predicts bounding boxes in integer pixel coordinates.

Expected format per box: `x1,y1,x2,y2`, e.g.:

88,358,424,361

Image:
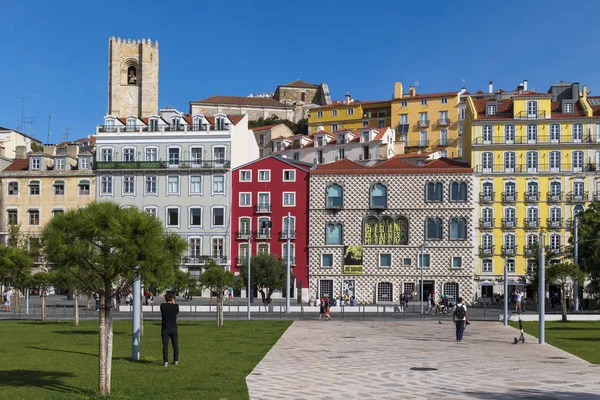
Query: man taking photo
160,293,179,367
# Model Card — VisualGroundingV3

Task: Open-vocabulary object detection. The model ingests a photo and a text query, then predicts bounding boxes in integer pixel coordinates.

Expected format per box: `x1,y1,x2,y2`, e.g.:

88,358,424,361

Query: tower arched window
370,183,387,209
426,182,443,202
127,66,137,85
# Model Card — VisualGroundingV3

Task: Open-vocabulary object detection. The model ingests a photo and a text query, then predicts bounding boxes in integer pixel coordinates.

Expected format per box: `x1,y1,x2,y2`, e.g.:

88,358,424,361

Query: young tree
53,269,85,325
198,261,236,326
574,203,600,297
29,270,54,321
238,253,285,306
0,245,33,311
547,263,585,322
41,201,187,396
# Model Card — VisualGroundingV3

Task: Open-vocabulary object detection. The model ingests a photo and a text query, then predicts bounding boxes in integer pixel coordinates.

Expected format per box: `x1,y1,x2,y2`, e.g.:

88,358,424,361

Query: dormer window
338,134,346,145
31,158,41,170
105,119,115,132
193,117,206,131
126,118,137,132
55,158,66,170
361,132,369,143
317,137,324,147
172,117,181,130
487,105,496,115
215,117,228,130
80,157,91,170
149,119,159,132
564,103,573,113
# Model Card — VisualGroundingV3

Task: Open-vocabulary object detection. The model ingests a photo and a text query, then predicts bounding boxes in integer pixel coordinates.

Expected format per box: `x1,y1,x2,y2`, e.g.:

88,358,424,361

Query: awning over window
29,180,40,185
54,180,65,185
79,179,90,185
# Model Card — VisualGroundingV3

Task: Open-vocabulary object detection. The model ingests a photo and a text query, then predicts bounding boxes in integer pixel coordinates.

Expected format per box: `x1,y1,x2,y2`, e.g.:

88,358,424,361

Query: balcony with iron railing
182,255,228,265
479,245,494,257
97,123,230,134
255,229,271,240
417,120,430,128
523,218,540,229
95,159,230,170
594,193,600,201
546,218,563,229
501,245,517,256
471,134,597,146
437,118,451,127
236,230,252,240
524,192,540,203
479,218,495,229
501,192,518,203
437,138,450,146
547,246,562,257
474,164,593,174
281,257,296,265
547,192,563,203
254,204,272,213
479,193,495,204
523,246,537,257
501,218,517,229
279,230,297,240
514,110,547,120
404,140,429,148
236,257,248,266
566,192,588,203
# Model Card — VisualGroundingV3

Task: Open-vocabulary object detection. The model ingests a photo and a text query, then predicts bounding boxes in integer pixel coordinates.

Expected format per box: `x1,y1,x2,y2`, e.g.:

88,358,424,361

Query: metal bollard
301,305,304,319
279,306,282,319
383,305,386,320
362,305,365,320
64,305,66,318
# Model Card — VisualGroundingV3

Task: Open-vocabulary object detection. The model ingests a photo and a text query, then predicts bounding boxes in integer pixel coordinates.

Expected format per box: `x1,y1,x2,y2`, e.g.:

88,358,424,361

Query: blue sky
2,0,600,142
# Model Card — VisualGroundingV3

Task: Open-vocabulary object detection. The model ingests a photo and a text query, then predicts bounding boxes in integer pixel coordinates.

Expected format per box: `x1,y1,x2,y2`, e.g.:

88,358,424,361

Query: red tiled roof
280,80,318,89
423,158,470,169
312,156,472,175
314,159,363,171
550,101,587,119
373,128,390,141
512,91,553,98
190,95,286,108
394,92,457,101
4,158,29,172
313,100,390,109
251,124,281,132
473,96,592,120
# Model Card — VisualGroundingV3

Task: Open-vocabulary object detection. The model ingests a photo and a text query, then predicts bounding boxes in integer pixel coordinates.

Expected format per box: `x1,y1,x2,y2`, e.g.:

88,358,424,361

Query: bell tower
107,37,158,117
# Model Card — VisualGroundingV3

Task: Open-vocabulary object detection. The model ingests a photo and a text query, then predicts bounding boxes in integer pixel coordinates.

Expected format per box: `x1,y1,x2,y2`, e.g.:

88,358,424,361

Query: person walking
160,293,179,367
318,296,325,319
323,296,331,321
452,297,469,342
4,287,12,312
515,290,523,313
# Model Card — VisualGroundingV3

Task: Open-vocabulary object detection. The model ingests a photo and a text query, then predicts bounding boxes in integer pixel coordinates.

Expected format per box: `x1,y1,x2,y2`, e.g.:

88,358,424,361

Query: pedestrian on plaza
515,290,523,313
452,297,469,342
93,292,99,311
308,296,314,306
228,287,233,302
4,287,12,312
148,290,154,307
160,293,179,367
324,296,331,321
318,296,325,319
316,297,321,307
343,292,349,305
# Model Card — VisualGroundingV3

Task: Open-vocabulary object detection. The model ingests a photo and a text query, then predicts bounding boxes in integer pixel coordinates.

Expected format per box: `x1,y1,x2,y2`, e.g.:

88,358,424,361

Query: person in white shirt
515,290,523,313
452,297,469,342
4,288,12,312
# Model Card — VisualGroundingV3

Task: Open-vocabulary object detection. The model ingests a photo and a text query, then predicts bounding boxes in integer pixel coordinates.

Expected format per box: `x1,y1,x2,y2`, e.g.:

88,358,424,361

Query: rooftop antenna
47,114,54,144
62,127,71,143
461,78,468,86
19,97,26,132
413,80,420,88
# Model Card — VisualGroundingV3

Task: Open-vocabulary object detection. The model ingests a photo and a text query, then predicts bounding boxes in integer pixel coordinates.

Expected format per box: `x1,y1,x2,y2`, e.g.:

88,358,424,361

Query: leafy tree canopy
0,245,33,287
248,115,308,135
573,202,600,296
238,253,285,305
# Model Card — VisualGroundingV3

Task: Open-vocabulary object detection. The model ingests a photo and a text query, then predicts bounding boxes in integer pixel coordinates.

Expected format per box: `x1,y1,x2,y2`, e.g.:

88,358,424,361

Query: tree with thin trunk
198,261,236,327
53,269,85,325
41,201,187,396
0,245,33,311
238,253,286,307
546,262,586,322
30,270,54,321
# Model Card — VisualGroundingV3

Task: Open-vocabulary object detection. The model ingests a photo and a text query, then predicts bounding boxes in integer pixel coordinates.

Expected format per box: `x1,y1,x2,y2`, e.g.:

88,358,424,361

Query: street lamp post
503,266,508,326
574,216,579,312
132,277,141,360
539,233,546,345
247,236,251,320
285,211,291,314
420,243,424,315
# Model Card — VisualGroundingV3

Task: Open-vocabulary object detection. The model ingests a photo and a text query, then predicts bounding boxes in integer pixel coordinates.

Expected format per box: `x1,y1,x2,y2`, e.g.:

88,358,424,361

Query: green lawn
0,319,291,399
510,320,600,364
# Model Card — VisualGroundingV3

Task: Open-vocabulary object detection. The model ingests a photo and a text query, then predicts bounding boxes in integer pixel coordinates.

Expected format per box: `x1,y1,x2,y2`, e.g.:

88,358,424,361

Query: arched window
504,152,516,171
393,217,408,245
377,282,393,303
572,151,584,172
549,181,561,198
370,183,387,209
239,217,251,235
527,181,539,196
504,234,516,251
326,223,343,245
526,207,538,223
482,182,494,198
549,151,561,172
550,208,561,222
504,125,515,142
482,125,493,142
481,152,493,171
449,218,467,240
550,234,561,251
573,123,583,142
127,66,137,84
364,217,378,245
526,151,538,171
378,217,394,245
504,208,516,225
573,181,585,198
326,184,343,208
450,182,467,201
426,182,443,201
527,124,538,142
482,208,493,224
425,218,442,240
482,234,493,252
550,124,561,142
527,101,538,117
504,182,516,201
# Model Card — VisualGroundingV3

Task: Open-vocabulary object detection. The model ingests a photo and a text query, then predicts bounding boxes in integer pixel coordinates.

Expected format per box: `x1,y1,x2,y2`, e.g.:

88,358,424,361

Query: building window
441,97,448,104
426,182,443,202
213,147,226,165
370,183,387,208
526,151,539,171
31,158,41,170
123,148,135,162
378,120,385,128
212,207,225,227
29,209,40,226
379,253,392,268
326,223,343,245
363,217,408,245
449,218,467,240
101,148,113,162
550,124,561,142
146,175,157,194
190,147,203,165
317,111,323,118
167,208,179,226
258,170,270,181
487,105,496,115
326,184,343,208
240,170,251,182
168,148,180,166
426,218,443,240
149,119,159,132
505,125,515,142
8,182,18,195
330,109,337,117
421,99,428,106
212,238,225,260
168,176,179,194
482,259,493,273
293,152,299,161
55,158,66,170
80,157,91,170
506,259,516,273
332,123,338,132
7,209,18,225
527,125,538,142
564,103,573,113
321,254,333,268
283,170,296,181
190,208,202,227
482,125,493,142
53,180,65,195
144,207,158,218
213,175,225,194
145,148,157,162
572,123,583,142
282,243,295,264
29,180,40,195
452,257,462,268
347,108,354,115
283,192,296,206
419,254,430,268
189,238,202,259
450,182,467,201
101,176,112,194
240,193,251,206
527,101,538,117
52,209,64,217
78,180,90,195
123,175,134,194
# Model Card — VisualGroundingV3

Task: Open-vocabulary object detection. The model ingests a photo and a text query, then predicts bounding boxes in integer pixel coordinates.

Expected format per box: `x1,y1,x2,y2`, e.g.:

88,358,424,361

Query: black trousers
162,328,179,363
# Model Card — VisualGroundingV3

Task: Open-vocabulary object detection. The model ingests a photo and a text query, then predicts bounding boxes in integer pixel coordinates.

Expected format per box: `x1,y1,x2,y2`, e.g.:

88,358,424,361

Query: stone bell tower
107,37,158,117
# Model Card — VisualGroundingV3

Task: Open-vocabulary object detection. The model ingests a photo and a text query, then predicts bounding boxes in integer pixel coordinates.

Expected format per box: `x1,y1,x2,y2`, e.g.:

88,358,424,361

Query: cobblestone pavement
246,320,600,400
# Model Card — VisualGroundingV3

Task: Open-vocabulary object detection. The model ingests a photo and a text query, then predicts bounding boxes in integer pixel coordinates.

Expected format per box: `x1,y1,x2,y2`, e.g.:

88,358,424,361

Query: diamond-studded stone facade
309,171,475,304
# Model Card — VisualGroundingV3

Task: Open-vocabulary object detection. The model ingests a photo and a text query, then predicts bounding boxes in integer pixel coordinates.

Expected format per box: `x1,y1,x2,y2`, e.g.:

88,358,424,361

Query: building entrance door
418,280,435,301
343,280,355,300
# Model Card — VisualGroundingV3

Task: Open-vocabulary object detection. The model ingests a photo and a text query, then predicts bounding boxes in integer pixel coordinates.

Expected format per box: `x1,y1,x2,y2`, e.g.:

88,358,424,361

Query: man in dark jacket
160,293,179,366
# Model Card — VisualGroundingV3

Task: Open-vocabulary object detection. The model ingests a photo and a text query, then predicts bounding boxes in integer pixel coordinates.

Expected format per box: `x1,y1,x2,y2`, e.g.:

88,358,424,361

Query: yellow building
307,91,391,134
391,82,463,158
0,141,95,270
464,80,600,296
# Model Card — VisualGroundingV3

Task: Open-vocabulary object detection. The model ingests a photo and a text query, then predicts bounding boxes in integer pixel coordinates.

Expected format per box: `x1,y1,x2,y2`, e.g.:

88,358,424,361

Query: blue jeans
455,320,465,341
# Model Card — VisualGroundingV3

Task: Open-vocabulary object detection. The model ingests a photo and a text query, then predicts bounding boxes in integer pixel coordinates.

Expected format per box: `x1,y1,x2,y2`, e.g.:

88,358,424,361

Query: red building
231,155,311,300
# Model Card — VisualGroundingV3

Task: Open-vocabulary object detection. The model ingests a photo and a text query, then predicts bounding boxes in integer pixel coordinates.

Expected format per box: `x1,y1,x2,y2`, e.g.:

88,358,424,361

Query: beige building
273,80,331,121
251,123,294,158
0,142,95,266
0,126,43,168
108,37,159,118
190,95,295,122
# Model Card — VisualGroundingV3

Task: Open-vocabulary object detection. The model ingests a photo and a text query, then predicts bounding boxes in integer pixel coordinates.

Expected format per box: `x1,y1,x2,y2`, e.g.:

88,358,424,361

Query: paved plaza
246,320,600,400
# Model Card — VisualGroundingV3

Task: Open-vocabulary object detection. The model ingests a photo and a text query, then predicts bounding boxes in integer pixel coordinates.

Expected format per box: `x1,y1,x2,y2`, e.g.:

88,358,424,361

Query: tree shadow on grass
52,330,124,335
547,327,600,331
26,346,97,358
0,369,84,394
567,337,600,342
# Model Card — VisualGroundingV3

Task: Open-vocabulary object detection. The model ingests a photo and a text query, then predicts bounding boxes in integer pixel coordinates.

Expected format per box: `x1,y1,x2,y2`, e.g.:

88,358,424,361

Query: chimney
582,85,588,100
495,91,502,102
67,143,79,159
571,82,580,100
43,144,56,156
15,145,27,159
460,87,466,94
344,90,352,105
394,82,403,99
517,83,524,94
409,86,416,97
523,80,528,91
488,81,493,94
